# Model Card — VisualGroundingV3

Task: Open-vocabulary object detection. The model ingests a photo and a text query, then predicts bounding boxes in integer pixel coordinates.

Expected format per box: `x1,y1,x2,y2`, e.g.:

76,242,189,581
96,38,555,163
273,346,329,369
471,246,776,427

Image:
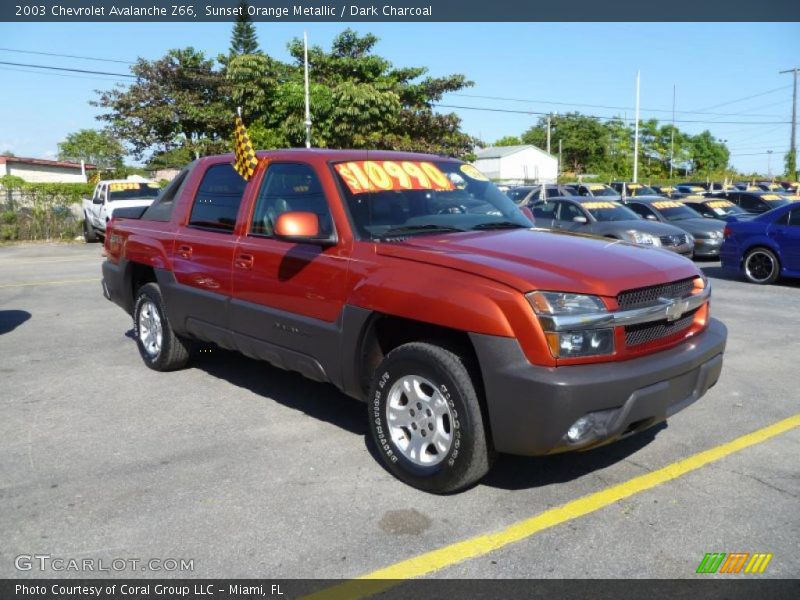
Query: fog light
567,415,594,443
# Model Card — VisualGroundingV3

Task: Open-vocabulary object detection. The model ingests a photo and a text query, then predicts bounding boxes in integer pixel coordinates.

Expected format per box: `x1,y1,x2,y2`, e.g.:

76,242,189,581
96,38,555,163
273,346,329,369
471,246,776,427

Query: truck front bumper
470,318,727,456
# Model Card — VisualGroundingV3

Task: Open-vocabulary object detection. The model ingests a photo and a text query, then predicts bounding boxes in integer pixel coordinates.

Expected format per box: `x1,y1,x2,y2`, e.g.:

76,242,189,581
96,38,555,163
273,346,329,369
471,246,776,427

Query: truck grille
659,233,688,247
625,307,699,346
617,277,695,310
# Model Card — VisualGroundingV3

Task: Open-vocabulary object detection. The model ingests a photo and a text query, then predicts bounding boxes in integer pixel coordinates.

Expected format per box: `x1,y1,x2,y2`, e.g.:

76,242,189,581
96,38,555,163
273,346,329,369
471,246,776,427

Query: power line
450,92,785,118
432,103,791,125
691,85,792,112
0,47,135,65
0,65,130,83
0,60,134,78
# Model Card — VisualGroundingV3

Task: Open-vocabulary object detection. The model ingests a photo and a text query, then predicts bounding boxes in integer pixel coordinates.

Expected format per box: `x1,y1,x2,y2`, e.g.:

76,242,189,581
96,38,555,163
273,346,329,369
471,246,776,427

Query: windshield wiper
378,224,466,240
471,221,528,230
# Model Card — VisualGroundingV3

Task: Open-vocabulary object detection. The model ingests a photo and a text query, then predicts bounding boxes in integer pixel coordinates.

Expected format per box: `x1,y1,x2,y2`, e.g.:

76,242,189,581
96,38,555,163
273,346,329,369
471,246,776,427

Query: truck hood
375,229,699,297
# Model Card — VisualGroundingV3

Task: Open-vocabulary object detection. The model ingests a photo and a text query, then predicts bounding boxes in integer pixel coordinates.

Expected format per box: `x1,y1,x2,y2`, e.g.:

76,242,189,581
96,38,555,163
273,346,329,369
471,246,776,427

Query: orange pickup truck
102,150,727,493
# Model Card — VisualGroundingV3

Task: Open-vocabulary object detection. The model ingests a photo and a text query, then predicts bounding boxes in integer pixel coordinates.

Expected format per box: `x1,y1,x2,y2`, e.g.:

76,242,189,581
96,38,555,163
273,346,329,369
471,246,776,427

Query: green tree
785,149,797,180
522,113,609,174
227,29,476,156
494,136,522,146
1,149,14,157
94,48,231,162
687,130,730,174
230,1,259,56
57,129,124,169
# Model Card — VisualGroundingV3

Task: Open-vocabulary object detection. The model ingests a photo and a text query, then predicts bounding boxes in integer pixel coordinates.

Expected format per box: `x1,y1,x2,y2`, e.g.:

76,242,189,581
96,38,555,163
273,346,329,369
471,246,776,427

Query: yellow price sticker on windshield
335,160,455,195
627,183,641,189
589,184,606,191
707,200,733,208
762,194,783,201
582,201,618,210
459,164,490,181
109,183,142,191
652,201,683,209
683,195,705,200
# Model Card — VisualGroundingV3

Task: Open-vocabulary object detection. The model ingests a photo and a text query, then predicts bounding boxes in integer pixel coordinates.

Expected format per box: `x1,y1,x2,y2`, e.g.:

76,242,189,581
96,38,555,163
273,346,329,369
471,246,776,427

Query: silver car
530,197,694,256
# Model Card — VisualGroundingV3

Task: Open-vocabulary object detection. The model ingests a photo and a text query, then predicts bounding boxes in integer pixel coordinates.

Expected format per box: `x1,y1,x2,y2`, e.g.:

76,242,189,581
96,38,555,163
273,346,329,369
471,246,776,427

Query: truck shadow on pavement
188,345,368,437
480,424,666,491
174,340,669,493
0,309,31,335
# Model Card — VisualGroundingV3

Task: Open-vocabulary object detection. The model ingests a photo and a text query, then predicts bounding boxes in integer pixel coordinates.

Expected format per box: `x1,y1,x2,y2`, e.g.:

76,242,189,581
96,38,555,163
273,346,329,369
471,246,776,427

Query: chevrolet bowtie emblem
662,297,690,322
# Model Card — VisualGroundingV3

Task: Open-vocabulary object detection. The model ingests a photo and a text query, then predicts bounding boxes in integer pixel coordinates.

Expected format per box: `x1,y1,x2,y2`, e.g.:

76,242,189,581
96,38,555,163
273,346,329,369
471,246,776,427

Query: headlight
527,292,614,358
527,291,606,316
622,230,661,246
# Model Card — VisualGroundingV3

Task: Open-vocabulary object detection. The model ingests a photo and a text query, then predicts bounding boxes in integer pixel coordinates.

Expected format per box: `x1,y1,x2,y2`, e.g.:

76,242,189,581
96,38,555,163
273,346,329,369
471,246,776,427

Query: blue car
720,201,800,284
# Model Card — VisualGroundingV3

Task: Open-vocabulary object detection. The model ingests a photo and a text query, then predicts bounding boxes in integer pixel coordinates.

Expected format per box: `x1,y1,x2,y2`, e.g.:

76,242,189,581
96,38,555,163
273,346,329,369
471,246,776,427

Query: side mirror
704,213,715,219
572,216,588,224
93,196,103,205
646,214,658,221
520,206,535,224
274,211,332,245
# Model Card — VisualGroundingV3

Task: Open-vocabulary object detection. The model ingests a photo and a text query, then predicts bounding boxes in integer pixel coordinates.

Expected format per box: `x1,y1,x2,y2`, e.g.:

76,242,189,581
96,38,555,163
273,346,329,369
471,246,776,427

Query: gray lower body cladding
470,318,727,456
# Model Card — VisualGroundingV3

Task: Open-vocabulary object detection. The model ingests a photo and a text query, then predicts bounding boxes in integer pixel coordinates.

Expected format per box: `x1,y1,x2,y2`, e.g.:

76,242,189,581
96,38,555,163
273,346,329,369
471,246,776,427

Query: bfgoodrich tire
743,247,780,284
133,283,191,371
368,342,493,494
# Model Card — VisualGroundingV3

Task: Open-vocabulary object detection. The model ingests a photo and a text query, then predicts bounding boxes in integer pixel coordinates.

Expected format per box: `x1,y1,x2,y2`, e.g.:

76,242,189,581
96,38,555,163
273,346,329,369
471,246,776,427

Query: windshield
108,182,161,201
761,194,790,206
650,200,700,221
628,184,657,196
333,159,531,240
701,200,746,216
581,201,641,222
586,185,617,197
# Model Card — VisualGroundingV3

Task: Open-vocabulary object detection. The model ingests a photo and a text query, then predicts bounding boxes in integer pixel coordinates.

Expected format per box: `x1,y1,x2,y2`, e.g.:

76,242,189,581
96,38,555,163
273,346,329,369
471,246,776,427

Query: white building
0,156,96,183
472,145,558,184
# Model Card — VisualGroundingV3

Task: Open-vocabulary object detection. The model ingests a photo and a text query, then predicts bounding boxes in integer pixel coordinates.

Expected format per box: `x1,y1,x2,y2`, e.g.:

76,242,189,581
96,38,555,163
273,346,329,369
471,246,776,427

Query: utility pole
546,114,551,154
633,71,641,183
780,67,798,178
767,150,773,178
669,85,676,180
303,31,312,148
558,139,563,178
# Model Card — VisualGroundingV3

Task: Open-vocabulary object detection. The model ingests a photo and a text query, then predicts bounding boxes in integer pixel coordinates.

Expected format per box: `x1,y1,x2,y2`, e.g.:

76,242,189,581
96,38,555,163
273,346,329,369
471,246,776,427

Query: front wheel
83,218,98,243
743,247,780,284
133,283,191,371
368,342,493,494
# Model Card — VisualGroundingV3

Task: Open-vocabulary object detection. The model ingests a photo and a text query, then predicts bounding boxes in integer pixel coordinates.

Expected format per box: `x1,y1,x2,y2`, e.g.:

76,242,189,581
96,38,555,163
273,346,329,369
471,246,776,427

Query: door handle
235,253,254,270
177,244,192,259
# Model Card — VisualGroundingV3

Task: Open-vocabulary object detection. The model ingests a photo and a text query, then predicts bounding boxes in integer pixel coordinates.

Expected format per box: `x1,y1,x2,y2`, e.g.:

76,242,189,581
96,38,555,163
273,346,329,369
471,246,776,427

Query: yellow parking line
0,278,100,289
305,413,800,600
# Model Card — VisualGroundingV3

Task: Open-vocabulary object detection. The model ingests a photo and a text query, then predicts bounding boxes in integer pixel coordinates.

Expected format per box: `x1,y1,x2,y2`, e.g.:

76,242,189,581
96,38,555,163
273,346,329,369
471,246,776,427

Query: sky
0,21,798,175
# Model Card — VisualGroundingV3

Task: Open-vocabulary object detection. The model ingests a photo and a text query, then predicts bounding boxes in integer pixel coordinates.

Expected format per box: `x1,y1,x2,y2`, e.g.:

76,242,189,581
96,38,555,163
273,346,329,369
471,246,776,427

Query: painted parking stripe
305,413,800,600
0,277,100,289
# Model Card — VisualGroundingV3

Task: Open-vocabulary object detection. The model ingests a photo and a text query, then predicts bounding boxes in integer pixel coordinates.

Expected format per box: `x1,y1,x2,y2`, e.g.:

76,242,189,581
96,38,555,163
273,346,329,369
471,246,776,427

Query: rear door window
188,163,248,233
532,201,557,220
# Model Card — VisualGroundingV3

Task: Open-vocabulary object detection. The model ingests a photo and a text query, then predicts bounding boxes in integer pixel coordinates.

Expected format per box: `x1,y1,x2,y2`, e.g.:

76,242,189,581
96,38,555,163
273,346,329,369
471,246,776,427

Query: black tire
83,217,98,243
743,247,780,284
368,342,493,494
133,283,191,371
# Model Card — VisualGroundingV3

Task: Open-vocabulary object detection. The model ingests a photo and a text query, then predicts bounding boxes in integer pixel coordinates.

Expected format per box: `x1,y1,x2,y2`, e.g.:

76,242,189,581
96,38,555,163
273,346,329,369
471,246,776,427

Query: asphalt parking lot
0,243,798,583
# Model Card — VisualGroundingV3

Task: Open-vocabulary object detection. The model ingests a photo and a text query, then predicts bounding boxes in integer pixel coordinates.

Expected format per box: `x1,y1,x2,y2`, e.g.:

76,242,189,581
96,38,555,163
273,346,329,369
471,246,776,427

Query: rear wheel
368,342,493,494
83,218,98,243
743,247,779,284
133,283,191,371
